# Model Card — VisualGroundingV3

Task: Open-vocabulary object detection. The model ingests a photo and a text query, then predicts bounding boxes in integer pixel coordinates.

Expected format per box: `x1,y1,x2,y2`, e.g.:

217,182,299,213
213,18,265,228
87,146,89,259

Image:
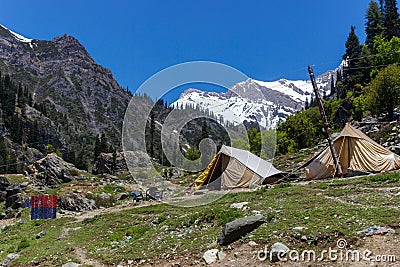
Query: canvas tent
304,123,400,179
194,145,285,190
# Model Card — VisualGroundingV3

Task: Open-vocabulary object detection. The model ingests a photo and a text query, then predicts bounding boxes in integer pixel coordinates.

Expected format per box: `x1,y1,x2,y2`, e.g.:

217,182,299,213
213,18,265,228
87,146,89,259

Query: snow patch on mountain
0,24,32,43
171,71,335,129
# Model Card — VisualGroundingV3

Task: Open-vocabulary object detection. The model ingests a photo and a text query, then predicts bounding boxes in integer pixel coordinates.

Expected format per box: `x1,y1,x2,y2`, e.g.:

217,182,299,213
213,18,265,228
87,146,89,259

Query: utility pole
308,66,342,177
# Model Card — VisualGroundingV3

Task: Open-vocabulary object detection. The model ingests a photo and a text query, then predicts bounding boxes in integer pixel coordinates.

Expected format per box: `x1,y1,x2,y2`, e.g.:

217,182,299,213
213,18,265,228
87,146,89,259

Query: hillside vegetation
1,172,400,266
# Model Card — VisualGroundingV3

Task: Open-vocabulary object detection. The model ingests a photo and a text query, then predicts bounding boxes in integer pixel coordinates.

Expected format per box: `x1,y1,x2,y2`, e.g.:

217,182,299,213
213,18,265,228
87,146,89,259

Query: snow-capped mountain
171,70,337,129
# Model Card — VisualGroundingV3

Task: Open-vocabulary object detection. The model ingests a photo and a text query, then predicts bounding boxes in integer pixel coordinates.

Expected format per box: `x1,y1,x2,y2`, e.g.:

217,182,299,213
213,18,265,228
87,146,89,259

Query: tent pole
308,66,343,177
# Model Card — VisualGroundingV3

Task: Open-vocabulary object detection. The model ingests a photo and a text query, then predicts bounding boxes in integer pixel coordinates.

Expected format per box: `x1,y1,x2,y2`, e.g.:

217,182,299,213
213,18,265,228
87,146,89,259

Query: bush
352,95,367,121
366,65,400,120
17,239,30,251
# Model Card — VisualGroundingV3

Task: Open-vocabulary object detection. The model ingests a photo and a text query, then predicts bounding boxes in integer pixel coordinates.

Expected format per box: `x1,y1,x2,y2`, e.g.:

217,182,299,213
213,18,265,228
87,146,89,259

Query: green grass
3,174,28,184
2,171,400,265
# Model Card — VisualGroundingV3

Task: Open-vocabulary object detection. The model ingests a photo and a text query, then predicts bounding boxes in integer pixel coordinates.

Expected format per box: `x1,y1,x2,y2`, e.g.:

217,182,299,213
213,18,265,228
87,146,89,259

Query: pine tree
99,134,109,153
380,0,385,13
336,69,342,84
76,150,88,171
359,45,373,84
93,135,101,161
365,1,384,48
149,112,155,158
383,0,400,39
330,74,336,98
342,26,362,96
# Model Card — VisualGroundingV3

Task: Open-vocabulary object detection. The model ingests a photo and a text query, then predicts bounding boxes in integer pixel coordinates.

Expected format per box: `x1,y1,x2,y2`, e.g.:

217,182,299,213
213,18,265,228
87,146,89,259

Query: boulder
218,215,266,246
5,184,22,197
59,193,96,212
0,191,6,202
0,176,10,191
5,194,23,209
270,242,289,262
28,153,77,187
92,152,127,175
115,192,129,201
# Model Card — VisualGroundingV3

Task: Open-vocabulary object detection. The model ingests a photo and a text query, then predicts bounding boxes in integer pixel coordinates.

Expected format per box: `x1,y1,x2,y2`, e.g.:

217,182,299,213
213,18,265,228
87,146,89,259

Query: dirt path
75,247,102,267
0,218,18,229
60,200,159,224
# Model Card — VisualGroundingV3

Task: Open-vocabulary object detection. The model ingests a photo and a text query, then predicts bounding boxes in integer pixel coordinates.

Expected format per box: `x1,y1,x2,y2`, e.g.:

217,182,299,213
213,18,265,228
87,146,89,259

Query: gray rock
293,226,306,232
357,226,395,236
115,192,129,201
301,235,308,241
217,250,226,261
98,192,112,201
28,153,77,187
20,182,29,189
0,176,10,191
203,249,219,264
59,193,96,211
229,202,248,209
218,215,266,246
62,262,80,267
5,184,22,197
0,253,19,267
248,241,258,247
270,242,289,262
389,145,400,154
36,230,47,239
0,191,7,202
5,194,23,209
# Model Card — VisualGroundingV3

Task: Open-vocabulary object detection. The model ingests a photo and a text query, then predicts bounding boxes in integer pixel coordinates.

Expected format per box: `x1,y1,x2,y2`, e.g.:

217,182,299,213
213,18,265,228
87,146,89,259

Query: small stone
301,235,308,242
36,231,47,239
248,241,258,247
203,249,219,264
217,251,226,261
229,202,249,209
62,263,80,267
270,242,289,262
293,226,306,232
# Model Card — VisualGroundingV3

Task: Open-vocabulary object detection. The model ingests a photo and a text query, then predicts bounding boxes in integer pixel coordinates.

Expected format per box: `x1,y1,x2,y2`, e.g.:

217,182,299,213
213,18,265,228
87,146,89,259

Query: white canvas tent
194,145,285,189
304,123,400,179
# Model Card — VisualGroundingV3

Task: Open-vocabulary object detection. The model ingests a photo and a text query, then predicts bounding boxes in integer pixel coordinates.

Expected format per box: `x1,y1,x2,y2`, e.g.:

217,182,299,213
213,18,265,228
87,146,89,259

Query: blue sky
0,0,390,101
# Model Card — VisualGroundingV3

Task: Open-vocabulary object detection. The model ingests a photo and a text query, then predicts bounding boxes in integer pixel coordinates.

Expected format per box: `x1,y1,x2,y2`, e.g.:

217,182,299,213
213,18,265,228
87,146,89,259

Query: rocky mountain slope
172,70,337,129
0,24,132,167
